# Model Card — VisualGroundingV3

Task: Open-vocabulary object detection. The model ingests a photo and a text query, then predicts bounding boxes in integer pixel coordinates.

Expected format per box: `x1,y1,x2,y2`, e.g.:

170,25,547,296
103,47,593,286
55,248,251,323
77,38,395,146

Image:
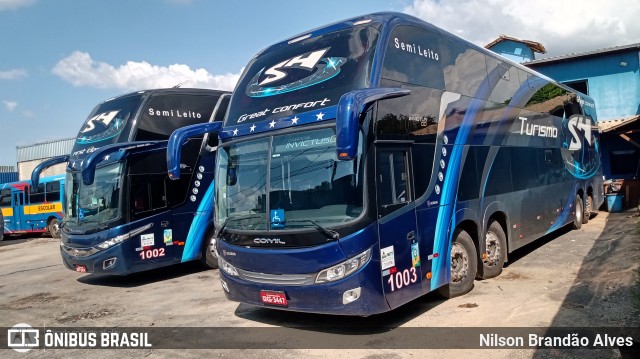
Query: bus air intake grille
236,268,316,286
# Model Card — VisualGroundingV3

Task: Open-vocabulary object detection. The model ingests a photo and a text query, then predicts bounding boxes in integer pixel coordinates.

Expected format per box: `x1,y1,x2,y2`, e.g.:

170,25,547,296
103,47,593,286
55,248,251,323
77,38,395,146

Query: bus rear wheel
200,234,219,269
572,196,583,230
48,218,61,239
583,195,592,224
437,229,477,298
477,221,506,280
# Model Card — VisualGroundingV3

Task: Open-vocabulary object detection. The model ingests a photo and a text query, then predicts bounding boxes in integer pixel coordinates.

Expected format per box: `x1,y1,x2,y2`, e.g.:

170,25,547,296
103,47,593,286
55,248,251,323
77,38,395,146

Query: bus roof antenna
173,80,191,88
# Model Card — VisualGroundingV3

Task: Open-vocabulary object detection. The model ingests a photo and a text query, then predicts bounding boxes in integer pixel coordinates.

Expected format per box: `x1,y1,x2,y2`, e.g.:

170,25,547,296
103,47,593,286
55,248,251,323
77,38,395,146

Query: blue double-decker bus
1,175,65,239
33,88,230,275
168,12,602,315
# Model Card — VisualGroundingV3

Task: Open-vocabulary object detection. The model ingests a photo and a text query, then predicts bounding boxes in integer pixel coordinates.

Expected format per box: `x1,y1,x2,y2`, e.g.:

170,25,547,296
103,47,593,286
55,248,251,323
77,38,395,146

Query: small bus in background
32,88,230,274
0,175,65,239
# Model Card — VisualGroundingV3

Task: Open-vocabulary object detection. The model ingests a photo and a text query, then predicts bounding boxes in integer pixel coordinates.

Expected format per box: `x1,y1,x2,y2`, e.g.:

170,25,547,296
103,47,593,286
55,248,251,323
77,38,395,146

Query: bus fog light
343,287,361,304
316,248,371,283
220,279,230,293
103,257,117,270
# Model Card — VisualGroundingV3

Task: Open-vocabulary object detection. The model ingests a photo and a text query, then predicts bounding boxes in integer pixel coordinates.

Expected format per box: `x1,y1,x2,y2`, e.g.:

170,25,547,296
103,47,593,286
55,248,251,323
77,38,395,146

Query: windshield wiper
285,219,340,241
218,214,265,236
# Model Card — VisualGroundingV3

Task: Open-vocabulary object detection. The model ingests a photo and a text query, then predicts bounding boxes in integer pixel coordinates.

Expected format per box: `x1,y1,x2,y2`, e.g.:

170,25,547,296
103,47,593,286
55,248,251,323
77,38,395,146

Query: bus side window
45,181,61,202
377,150,411,209
14,192,23,206
0,189,11,206
29,184,45,204
207,96,230,148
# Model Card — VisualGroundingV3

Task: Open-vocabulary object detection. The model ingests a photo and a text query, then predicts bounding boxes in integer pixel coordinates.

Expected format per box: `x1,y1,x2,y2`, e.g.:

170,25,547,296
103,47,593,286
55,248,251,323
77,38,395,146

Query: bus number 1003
139,248,165,260
387,267,418,292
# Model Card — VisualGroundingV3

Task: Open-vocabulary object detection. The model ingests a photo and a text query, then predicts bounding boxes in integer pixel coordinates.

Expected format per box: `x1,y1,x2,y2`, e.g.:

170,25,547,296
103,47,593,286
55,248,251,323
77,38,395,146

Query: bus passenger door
13,191,25,231
376,148,422,309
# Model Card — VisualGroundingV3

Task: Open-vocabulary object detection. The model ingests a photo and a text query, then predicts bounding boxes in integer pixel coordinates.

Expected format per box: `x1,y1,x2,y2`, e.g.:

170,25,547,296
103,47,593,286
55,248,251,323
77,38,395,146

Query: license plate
260,290,288,307
75,265,87,273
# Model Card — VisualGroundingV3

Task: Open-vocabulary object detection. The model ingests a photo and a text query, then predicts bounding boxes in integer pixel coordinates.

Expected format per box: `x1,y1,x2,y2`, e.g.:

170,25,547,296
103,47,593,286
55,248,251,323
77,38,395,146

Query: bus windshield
64,162,123,231
225,24,380,126
215,127,363,232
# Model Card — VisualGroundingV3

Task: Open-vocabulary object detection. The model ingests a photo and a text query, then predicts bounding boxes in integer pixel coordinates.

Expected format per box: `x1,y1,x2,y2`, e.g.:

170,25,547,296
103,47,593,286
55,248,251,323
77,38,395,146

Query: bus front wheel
48,218,61,239
572,196,583,230
200,234,219,269
437,229,477,298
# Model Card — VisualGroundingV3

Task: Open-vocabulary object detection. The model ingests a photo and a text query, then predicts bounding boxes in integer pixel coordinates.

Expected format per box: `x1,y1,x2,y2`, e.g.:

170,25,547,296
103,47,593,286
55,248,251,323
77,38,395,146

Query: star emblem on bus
292,116,299,124
269,120,276,128
232,128,239,136
250,124,256,132
316,112,325,121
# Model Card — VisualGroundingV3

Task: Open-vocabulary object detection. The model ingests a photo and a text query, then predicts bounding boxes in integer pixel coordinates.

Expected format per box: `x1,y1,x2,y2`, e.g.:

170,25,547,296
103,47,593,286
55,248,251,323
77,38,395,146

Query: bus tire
572,196,583,230
437,229,477,298
477,221,506,280
583,195,592,224
48,218,61,239
200,233,219,269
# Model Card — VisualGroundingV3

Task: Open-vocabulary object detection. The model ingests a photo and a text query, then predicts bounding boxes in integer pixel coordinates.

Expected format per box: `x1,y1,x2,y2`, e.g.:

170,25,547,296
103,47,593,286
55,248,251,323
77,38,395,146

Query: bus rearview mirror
167,122,222,180
335,88,411,160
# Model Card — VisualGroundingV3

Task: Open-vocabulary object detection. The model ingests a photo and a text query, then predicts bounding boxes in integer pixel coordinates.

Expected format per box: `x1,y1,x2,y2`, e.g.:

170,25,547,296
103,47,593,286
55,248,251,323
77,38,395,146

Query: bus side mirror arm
31,155,69,189
81,141,166,185
167,122,222,180
336,88,411,160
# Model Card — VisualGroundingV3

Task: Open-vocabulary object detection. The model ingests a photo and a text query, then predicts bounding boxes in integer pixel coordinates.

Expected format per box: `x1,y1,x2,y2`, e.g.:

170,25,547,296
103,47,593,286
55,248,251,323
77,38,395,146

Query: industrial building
15,138,74,181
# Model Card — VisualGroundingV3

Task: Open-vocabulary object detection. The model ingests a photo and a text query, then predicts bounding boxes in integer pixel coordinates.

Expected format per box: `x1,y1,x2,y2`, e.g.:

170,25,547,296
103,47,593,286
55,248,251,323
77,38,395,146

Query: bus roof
97,87,230,106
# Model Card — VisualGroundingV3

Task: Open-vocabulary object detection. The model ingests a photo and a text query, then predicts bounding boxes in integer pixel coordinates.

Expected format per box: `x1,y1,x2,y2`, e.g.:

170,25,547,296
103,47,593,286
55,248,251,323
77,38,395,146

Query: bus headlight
315,248,371,283
218,256,239,277
94,223,153,251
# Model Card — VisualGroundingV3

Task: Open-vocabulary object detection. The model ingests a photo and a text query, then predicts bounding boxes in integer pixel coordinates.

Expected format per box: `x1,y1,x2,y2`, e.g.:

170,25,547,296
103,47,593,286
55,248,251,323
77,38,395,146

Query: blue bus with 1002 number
32,88,230,275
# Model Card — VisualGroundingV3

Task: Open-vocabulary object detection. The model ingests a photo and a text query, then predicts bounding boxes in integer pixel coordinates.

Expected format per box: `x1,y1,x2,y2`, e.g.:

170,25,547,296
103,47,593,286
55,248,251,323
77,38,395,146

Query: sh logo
77,110,126,145
567,115,592,150
246,48,346,97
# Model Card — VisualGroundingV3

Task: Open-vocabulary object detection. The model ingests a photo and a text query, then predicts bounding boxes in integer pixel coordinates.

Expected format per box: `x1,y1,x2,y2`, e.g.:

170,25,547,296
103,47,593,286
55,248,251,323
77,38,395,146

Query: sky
1,0,639,166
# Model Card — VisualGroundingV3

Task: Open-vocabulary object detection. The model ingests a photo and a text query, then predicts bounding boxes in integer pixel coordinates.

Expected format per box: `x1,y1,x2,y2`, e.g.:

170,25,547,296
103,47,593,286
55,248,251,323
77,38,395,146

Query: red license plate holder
75,265,87,273
260,290,288,307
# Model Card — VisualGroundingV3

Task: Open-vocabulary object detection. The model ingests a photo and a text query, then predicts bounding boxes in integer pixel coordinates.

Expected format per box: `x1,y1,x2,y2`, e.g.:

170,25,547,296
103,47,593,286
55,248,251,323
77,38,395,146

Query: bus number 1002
139,248,165,260
387,267,418,292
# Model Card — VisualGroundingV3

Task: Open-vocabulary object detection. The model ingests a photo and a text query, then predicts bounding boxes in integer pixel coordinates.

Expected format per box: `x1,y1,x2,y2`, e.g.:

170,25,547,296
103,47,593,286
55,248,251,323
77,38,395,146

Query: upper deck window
226,24,380,126
135,93,221,141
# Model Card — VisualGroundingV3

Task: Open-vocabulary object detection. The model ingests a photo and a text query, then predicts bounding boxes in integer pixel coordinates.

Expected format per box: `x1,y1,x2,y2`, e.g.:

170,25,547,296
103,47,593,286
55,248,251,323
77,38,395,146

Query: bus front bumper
218,259,390,316
60,242,132,275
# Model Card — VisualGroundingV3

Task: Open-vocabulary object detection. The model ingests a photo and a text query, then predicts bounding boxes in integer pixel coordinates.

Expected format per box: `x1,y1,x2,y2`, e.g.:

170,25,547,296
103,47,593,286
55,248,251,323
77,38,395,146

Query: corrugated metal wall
0,165,15,172
0,172,18,184
16,138,75,162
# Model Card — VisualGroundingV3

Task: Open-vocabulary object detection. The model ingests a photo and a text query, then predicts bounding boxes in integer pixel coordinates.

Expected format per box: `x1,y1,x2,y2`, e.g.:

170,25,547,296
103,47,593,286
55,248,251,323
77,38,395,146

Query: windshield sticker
411,242,420,267
245,48,346,98
77,110,127,145
140,233,154,247
273,134,336,155
237,98,330,123
163,229,173,245
381,245,395,270
270,209,285,229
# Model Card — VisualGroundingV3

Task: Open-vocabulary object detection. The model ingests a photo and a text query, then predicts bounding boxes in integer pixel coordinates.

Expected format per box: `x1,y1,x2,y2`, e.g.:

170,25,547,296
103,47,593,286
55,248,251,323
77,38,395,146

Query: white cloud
52,51,241,91
0,69,28,80
2,100,17,111
0,0,35,11
404,0,640,57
